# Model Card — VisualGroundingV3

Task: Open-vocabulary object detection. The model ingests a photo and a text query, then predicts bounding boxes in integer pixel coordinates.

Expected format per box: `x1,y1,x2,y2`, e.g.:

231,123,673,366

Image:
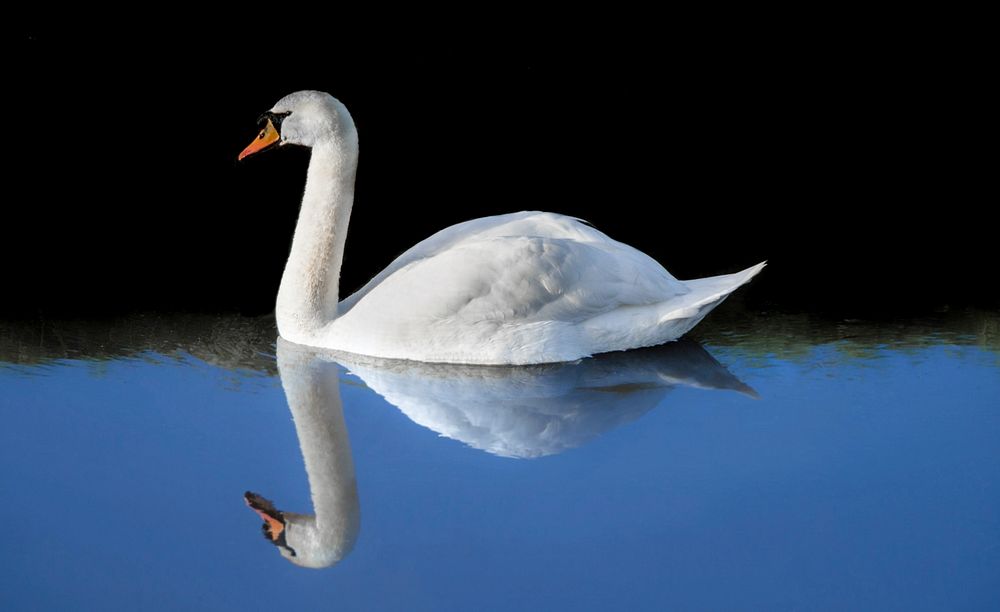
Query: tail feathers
658,261,766,324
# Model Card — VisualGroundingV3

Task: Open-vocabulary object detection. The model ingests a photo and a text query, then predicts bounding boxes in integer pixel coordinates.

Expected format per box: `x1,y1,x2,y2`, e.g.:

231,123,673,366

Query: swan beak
244,491,286,542
238,119,281,160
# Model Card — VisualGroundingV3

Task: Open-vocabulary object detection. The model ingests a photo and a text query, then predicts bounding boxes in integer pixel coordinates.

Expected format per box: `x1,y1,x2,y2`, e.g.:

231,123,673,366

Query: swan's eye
258,131,266,140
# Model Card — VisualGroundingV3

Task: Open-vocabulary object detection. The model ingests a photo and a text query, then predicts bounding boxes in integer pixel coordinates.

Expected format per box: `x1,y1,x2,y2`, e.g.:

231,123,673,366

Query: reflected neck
277,344,360,567
276,140,358,342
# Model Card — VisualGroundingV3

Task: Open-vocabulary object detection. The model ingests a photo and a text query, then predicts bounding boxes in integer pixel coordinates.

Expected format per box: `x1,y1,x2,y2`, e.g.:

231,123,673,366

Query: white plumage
246,91,763,365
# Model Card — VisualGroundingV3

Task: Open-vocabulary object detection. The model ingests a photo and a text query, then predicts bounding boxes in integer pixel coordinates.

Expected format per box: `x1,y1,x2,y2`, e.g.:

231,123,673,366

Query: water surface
1,310,998,610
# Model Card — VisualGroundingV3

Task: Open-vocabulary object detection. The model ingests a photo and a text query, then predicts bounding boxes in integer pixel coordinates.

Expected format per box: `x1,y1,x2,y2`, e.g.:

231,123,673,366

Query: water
1,311,998,611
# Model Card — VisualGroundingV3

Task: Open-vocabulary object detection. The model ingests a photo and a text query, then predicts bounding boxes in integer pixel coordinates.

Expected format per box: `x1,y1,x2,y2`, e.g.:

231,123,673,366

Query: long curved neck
276,139,358,343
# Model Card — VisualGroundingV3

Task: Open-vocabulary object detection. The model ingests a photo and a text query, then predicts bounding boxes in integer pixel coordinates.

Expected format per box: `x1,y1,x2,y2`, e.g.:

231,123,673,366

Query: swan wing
338,211,670,313
332,213,690,363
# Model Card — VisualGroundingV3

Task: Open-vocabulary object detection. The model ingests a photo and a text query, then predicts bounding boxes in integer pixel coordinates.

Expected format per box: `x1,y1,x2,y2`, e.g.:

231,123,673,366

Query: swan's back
338,211,684,314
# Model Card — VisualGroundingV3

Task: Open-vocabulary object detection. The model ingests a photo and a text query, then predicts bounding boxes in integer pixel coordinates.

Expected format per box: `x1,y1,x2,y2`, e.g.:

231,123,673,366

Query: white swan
240,90,764,365
245,339,360,569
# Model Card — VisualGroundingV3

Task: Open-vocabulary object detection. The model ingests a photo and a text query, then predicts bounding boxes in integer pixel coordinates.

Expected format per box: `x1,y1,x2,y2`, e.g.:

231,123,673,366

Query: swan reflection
335,339,756,458
247,338,752,567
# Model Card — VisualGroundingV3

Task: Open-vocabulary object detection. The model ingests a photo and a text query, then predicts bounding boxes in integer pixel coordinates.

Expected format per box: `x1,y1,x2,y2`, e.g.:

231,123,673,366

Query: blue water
1,312,998,611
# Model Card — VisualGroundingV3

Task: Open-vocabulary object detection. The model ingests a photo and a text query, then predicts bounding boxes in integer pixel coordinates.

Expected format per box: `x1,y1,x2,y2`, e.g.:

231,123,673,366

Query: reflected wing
326,339,755,458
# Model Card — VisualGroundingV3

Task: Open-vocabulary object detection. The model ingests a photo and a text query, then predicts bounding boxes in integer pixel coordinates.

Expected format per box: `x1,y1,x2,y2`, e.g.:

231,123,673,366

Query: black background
7,23,994,318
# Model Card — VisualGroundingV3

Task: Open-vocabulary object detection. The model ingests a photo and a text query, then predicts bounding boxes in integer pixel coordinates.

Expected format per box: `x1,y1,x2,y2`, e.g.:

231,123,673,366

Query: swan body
242,91,764,365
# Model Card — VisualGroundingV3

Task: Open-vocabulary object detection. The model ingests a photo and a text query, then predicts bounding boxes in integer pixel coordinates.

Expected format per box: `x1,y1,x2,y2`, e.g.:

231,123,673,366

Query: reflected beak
244,491,286,542
238,119,281,160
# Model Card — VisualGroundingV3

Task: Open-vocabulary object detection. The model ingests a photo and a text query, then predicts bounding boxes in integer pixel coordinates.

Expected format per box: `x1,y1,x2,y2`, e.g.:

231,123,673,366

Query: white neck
276,340,360,568
276,135,358,343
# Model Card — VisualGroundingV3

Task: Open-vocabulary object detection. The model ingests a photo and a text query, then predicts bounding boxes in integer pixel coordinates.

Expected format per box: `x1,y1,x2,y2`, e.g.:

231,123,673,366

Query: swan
245,339,360,569
239,90,764,365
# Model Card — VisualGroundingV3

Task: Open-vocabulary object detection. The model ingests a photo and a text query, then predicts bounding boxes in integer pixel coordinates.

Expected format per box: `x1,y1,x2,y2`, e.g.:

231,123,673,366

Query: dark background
7,24,994,318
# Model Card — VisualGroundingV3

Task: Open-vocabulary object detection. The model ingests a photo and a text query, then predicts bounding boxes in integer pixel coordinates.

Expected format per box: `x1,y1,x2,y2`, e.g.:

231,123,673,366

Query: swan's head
245,490,359,569
238,90,356,160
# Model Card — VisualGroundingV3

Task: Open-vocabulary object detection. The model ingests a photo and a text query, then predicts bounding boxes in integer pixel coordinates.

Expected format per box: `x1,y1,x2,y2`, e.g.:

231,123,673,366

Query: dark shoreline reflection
0,314,279,373
694,306,1000,356
1,309,996,374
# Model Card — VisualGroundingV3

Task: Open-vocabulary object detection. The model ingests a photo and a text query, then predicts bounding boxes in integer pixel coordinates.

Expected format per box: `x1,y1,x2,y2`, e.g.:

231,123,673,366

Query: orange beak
252,507,286,542
245,491,286,542
238,119,281,160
